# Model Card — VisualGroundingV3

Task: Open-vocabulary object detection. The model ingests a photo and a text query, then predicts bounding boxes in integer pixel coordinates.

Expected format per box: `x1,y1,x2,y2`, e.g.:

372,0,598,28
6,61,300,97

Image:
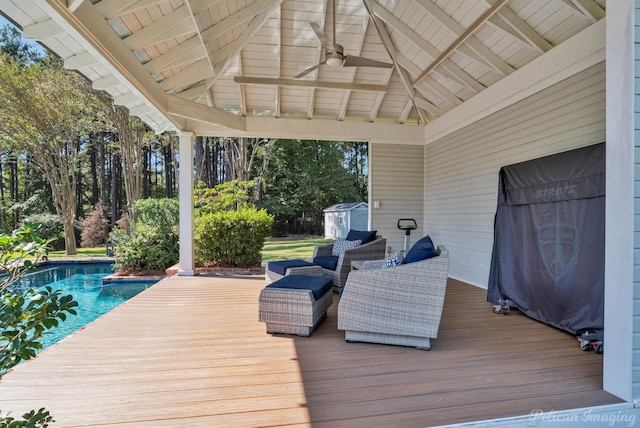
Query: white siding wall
633,0,640,400
423,62,605,287
369,143,424,255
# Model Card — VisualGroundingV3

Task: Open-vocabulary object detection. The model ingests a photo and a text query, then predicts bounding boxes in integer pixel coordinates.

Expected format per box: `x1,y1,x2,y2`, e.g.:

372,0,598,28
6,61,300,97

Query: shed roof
324,202,368,212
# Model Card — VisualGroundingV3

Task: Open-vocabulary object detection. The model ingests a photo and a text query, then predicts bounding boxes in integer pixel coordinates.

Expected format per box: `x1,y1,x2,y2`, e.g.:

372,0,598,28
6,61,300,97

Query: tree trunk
142,145,150,198
9,152,18,227
0,154,4,202
111,152,119,225
76,138,84,220
195,136,204,185
63,213,77,255
211,139,218,186
90,134,99,206
100,132,107,207
164,137,173,198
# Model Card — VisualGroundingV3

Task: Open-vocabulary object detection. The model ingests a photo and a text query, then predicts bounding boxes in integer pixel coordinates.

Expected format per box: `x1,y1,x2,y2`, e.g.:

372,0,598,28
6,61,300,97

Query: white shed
324,202,369,239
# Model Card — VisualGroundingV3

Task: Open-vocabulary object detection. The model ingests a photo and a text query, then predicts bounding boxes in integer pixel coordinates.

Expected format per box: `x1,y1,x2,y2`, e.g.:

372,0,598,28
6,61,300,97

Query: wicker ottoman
258,275,333,337
265,259,324,284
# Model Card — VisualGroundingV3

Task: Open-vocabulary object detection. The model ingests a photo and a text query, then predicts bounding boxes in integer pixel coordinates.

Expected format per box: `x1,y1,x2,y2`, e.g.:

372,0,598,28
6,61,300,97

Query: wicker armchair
312,237,387,292
337,245,449,350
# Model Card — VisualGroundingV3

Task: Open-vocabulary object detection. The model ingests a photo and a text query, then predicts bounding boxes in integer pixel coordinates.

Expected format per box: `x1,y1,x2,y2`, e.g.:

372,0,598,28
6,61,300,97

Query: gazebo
0,0,637,424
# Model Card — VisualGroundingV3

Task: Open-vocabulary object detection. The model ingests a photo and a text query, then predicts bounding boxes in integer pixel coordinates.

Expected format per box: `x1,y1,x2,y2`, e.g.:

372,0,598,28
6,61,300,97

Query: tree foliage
194,180,256,213
261,139,365,235
0,53,99,254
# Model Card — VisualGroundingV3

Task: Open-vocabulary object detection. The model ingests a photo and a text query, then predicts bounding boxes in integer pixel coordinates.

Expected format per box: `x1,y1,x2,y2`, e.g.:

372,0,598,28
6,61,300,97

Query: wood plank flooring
0,276,620,427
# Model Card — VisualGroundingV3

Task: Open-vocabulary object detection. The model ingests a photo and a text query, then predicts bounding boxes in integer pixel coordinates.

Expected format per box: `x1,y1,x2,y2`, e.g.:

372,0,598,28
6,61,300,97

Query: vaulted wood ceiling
1,0,606,137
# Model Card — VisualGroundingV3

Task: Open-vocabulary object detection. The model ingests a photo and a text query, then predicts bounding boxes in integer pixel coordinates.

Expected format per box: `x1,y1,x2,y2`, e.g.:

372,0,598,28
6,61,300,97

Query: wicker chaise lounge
337,245,449,350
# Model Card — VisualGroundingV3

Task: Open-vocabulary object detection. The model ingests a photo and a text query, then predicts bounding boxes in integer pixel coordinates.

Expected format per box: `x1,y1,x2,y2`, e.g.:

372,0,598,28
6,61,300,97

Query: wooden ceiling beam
368,1,481,95
485,0,553,53
200,1,282,96
397,100,414,124
167,95,246,131
363,0,429,124
22,18,64,39
199,0,277,43
234,76,388,92
413,0,511,86
123,5,194,51
339,12,371,121
143,38,204,74
566,0,605,23
160,58,214,91
303,0,328,119
95,0,168,20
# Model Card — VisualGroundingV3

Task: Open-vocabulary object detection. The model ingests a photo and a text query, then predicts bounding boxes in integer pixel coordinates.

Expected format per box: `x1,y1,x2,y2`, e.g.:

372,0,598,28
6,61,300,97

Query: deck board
0,276,620,427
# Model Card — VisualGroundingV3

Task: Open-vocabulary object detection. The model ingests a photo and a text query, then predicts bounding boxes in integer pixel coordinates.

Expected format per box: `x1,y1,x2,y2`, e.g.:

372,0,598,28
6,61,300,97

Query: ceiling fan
294,1,394,79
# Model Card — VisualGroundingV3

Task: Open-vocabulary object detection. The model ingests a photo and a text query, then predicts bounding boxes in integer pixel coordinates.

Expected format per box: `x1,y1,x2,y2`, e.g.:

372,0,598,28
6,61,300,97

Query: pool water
12,263,156,350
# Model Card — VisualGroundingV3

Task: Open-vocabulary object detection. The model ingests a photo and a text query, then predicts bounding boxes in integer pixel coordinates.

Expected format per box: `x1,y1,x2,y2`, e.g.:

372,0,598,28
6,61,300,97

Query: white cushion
382,250,405,268
331,238,361,256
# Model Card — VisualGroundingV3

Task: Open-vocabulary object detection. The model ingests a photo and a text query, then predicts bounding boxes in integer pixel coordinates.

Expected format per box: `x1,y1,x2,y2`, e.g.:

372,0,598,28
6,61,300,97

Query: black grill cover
487,143,605,340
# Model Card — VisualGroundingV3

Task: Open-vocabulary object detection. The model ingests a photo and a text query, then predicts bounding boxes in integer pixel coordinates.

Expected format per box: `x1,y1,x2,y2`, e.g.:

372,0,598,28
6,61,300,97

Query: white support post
177,131,195,276
604,0,634,401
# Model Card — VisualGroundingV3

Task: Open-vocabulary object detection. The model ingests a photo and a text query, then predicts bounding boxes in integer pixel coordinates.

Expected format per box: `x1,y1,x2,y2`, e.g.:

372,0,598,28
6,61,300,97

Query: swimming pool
13,262,157,350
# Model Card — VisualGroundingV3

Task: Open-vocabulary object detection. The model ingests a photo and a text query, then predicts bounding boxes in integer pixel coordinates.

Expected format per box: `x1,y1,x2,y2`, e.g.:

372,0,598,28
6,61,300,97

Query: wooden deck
0,275,620,427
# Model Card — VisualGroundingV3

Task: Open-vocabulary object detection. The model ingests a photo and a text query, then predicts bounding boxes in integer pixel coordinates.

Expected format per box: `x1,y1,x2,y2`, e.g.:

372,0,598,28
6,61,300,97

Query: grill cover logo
537,223,579,281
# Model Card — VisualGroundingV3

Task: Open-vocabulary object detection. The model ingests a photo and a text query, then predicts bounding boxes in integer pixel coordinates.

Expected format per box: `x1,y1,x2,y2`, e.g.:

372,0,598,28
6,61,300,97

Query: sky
0,12,47,54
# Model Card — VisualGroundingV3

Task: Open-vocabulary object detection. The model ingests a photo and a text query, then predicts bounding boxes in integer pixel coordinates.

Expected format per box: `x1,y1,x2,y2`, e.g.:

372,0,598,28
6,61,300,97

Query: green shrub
194,208,273,267
110,198,179,272
133,198,179,233
112,224,179,271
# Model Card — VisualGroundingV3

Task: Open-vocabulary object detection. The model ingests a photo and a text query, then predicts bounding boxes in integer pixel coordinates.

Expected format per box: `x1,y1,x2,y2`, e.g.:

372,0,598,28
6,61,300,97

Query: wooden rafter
143,38,205,74
166,95,246,130
199,2,282,95
304,0,329,120
233,76,388,92
413,0,511,86
413,0,514,78
362,0,429,124
367,1,477,98
275,5,282,118
486,1,553,54
338,12,370,121
95,0,168,20
560,0,605,23
123,5,194,51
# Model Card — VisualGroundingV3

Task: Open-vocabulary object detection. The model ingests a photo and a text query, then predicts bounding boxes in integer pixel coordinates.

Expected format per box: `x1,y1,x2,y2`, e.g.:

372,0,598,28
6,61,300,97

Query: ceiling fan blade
343,55,394,69
294,63,323,79
309,22,336,54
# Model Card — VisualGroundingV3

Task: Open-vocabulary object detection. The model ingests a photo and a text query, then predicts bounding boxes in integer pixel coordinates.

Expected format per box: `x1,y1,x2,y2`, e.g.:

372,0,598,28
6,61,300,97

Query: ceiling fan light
326,56,342,67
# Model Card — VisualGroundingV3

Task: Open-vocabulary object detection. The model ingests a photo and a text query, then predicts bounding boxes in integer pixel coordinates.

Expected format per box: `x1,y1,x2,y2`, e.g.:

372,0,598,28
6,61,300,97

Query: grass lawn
48,247,109,258
261,236,334,262
47,236,335,262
